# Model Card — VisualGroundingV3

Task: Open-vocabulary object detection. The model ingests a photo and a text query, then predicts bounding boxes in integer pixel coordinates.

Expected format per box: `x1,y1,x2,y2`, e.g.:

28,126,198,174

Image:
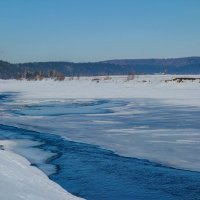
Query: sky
0,0,200,63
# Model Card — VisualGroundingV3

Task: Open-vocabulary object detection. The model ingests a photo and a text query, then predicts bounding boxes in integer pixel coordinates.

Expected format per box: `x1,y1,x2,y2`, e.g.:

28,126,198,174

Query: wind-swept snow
0,140,83,200
0,75,200,106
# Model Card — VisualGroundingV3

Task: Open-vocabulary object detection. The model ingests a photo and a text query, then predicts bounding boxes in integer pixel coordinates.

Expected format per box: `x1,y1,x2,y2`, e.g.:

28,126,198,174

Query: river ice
1,75,200,199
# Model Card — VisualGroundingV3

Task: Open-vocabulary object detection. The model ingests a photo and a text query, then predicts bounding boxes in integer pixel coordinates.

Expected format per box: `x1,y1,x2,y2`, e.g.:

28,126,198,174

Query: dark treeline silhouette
0,57,200,79
16,70,65,81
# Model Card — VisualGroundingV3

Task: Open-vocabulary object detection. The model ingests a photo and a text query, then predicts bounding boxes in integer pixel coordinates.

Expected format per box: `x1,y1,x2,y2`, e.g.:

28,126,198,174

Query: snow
0,75,200,106
0,140,84,200
6,139,57,176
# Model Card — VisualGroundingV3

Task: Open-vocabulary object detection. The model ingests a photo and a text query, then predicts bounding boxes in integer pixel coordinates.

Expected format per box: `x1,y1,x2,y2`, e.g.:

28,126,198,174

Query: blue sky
0,0,200,62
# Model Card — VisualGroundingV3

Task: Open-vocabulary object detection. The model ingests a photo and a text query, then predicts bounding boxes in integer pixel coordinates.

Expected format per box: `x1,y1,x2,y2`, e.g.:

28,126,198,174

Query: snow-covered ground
0,140,83,200
0,75,200,106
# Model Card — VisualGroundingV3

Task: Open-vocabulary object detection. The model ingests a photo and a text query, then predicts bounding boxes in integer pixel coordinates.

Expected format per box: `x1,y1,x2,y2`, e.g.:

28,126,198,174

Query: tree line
17,70,65,81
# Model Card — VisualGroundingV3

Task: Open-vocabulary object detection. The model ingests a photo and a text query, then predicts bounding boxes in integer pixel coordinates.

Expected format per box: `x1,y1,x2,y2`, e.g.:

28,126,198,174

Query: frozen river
1,92,200,199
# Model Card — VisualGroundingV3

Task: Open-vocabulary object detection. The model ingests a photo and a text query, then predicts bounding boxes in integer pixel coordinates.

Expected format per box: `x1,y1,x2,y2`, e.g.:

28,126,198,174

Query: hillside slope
0,57,200,79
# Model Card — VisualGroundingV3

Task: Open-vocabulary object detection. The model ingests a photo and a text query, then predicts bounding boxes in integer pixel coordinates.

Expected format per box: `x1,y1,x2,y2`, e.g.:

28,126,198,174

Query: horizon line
1,55,200,64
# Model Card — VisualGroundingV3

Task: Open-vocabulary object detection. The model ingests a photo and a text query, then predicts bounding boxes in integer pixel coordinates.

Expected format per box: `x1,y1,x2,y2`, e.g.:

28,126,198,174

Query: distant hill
0,57,200,79
103,57,200,74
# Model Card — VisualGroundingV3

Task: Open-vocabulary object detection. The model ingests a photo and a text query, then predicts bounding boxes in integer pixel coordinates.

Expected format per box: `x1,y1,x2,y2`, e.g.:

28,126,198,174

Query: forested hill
0,57,200,79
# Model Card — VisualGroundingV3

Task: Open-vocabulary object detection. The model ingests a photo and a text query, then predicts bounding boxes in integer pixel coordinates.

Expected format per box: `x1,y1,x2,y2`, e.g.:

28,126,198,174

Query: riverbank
0,140,84,200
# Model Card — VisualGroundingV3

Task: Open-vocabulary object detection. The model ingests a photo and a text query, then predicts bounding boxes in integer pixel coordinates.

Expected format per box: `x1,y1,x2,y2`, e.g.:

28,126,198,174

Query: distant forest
0,57,200,79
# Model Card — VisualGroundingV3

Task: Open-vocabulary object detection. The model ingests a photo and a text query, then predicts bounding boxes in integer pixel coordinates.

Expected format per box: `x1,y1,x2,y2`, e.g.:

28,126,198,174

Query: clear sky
0,0,200,63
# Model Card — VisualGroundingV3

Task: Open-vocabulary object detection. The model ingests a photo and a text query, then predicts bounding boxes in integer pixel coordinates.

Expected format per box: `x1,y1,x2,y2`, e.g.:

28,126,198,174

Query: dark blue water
1,93,200,200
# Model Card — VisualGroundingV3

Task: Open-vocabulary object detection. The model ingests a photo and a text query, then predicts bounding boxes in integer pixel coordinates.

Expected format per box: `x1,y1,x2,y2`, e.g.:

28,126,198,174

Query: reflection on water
1,93,200,200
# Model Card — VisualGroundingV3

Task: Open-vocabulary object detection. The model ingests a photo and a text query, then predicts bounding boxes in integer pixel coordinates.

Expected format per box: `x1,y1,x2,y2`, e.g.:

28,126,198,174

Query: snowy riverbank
0,140,84,200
